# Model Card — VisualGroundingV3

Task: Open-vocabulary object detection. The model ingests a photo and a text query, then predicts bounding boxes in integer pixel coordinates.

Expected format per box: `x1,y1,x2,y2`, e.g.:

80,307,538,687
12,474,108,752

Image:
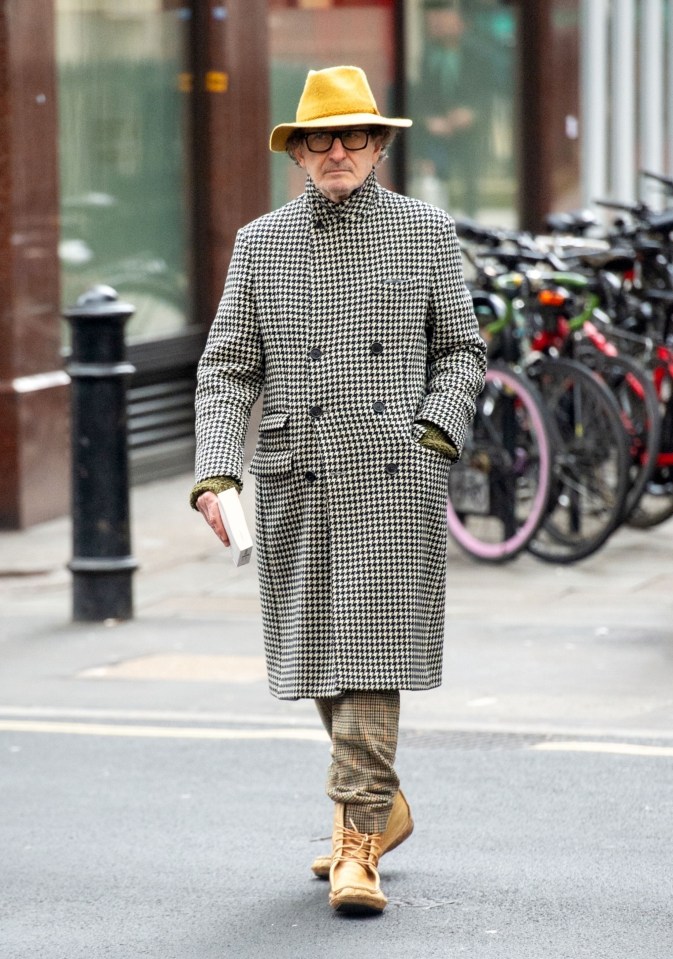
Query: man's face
294,128,383,204
426,10,465,42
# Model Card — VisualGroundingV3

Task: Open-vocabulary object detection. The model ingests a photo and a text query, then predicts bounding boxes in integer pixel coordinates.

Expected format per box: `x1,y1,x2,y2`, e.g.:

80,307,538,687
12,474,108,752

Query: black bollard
64,285,138,621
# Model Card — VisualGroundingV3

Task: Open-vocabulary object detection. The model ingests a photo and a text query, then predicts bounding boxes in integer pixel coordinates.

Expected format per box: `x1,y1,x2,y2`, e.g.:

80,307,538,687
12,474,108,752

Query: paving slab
0,473,671,738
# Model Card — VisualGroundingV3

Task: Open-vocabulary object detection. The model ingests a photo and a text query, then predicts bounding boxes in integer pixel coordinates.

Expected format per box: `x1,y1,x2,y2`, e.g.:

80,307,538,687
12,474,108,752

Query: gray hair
286,126,397,166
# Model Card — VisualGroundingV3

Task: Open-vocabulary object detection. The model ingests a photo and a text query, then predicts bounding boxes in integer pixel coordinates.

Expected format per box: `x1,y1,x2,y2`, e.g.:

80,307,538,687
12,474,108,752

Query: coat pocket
257,411,291,453
248,449,293,477
259,411,290,433
377,276,426,326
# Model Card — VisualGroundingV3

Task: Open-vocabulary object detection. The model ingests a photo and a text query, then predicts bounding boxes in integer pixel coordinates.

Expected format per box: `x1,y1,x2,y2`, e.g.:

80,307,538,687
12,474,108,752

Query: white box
217,488,254,567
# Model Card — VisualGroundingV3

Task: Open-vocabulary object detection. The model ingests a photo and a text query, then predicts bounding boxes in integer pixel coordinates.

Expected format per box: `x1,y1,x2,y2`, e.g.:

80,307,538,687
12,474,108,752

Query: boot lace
333,819,383,866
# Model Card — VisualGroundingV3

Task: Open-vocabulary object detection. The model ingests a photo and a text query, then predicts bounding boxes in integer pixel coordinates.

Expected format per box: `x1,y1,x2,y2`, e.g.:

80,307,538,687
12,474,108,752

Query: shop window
405,0,517,226
56,0,192,344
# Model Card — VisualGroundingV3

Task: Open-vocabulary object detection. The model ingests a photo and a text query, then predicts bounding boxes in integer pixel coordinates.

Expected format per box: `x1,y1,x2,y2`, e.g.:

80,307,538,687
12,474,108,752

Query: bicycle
550,193,673,528
458,223,633,563
524,355,630,564
446,356,554,562
525,271,661,522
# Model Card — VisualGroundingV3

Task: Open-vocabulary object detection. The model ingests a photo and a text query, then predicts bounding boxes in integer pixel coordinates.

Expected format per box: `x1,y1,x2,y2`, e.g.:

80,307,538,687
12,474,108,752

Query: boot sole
330,888,387,915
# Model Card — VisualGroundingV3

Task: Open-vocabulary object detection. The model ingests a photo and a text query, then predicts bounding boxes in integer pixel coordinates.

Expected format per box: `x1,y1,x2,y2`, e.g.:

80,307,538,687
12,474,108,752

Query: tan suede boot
328,803,387,915
312,788,413,879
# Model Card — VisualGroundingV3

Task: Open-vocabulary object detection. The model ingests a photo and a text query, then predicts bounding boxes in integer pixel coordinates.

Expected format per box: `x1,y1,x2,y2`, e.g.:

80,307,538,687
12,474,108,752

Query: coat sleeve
417,216,486,454
194,230,264,485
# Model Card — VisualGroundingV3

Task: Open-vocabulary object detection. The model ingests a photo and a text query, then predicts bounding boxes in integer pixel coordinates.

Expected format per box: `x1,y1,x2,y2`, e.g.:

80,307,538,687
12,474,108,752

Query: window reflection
406,0,517,226
56,0,192,343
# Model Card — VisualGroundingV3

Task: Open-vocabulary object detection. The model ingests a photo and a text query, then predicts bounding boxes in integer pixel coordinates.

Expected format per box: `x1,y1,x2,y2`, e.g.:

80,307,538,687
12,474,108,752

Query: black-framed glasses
303,129,372,153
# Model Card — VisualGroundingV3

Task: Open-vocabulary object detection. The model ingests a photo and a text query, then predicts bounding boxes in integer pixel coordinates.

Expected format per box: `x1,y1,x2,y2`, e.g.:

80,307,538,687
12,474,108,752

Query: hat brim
269,113,412,152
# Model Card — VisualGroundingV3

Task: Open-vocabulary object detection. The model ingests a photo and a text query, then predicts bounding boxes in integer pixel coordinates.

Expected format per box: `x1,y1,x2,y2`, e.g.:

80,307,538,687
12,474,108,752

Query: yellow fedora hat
269,65,412,152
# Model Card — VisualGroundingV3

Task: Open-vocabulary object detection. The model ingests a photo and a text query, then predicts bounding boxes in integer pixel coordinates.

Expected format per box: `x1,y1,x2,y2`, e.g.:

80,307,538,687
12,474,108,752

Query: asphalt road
1,721,672,959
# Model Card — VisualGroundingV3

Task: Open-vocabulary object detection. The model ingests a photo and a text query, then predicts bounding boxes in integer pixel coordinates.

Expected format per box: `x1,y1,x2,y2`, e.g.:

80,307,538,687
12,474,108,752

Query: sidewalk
1,472,672,737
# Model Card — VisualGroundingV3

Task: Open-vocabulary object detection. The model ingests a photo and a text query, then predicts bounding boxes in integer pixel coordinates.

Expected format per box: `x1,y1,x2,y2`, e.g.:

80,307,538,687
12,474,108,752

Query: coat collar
305,169,380,229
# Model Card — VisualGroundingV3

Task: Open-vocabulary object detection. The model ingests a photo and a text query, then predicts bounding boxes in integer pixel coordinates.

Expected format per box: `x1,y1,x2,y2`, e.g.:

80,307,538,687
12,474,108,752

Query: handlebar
456,219,566,271
641,170,673,194
594,198,651,218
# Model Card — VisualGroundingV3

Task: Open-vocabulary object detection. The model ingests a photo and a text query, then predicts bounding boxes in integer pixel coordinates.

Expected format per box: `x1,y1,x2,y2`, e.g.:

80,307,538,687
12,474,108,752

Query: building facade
0,0,671,528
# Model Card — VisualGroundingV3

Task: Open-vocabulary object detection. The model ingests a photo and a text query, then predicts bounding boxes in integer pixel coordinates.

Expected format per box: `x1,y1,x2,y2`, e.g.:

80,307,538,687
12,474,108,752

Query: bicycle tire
526,357,630,563
446,363,554,562
627,366,673,528
626,469,673,528
576,347,661,520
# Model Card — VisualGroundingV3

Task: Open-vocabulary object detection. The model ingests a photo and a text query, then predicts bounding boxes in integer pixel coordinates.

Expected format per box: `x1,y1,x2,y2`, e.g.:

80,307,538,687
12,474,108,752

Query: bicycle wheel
627,392,673,528
627,467,673,528
576,347,661,520
526,357,630,563
446,363,554,562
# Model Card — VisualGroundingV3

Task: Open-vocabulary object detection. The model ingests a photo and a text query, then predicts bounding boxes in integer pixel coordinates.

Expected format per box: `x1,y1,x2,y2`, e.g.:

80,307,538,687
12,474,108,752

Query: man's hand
425,108,475,137
196,490,231,547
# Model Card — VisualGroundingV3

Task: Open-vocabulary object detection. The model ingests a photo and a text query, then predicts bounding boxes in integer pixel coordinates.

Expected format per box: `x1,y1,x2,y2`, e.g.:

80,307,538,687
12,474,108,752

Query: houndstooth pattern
195,171,486,700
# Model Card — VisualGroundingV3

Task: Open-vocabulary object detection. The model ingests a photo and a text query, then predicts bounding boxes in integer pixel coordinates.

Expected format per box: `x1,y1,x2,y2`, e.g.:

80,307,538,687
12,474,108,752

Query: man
190,65,486,916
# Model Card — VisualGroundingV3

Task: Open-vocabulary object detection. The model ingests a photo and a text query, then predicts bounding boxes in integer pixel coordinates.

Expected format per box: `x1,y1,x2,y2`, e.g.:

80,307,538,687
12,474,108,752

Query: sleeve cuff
189,476,242,510
416,421,459,461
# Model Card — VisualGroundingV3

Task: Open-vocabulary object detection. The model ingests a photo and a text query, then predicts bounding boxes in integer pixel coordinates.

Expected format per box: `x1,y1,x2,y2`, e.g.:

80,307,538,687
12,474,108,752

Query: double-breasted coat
195,171,486,700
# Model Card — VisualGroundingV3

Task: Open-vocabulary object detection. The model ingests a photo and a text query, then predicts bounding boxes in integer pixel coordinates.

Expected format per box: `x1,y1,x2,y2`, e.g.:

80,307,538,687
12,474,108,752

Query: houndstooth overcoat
195,171,486,700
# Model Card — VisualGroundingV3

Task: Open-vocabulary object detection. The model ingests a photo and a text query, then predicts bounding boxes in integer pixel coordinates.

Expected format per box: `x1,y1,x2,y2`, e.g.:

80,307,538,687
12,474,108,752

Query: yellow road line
0,719,328,742
531,741,673,758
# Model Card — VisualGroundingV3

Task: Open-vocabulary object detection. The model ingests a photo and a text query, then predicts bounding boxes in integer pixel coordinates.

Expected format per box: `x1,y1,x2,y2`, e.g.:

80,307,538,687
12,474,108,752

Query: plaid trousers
315,690,400,834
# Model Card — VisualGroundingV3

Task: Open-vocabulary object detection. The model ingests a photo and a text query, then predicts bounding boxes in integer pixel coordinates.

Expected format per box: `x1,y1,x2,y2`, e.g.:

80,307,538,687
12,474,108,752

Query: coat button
314,220,325,230
372,400,386,414
385,463,399,474
371,342,384,355
309,347,322,361
305,471,318,483
309,406,323,419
